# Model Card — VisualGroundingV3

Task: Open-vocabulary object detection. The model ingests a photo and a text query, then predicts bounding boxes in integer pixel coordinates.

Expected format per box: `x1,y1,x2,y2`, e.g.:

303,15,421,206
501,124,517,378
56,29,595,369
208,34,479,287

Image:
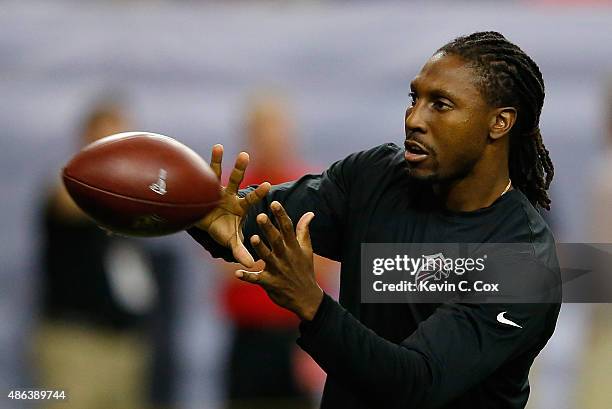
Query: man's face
404,52,493,182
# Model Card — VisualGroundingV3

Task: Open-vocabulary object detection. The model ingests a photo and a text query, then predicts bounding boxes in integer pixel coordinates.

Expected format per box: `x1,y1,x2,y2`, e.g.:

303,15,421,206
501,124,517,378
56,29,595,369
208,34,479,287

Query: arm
240,172,348,262
188,144,360,263
297,295,559,408
49,183,89,221
237,203,561,408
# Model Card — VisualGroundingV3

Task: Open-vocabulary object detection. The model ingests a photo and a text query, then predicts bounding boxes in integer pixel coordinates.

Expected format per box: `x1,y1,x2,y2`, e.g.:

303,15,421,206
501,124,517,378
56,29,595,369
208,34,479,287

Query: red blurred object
223,165,308,327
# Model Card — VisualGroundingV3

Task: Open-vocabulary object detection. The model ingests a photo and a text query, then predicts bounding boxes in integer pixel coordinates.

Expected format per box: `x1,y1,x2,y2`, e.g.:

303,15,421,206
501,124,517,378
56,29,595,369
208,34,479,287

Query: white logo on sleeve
496,311,522,328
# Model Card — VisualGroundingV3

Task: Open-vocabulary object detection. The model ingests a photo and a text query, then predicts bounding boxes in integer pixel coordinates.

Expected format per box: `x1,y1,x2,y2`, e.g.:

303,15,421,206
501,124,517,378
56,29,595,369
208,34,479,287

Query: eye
432,99,452,111
409,92,417,106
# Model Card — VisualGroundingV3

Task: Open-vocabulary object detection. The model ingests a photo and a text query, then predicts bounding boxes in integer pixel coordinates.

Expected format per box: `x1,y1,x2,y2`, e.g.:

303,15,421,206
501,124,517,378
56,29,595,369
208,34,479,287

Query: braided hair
438,31,553,210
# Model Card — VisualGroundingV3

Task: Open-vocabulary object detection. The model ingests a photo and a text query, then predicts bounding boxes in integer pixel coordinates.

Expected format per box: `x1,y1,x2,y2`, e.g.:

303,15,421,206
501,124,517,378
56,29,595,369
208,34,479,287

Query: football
62,132,220,236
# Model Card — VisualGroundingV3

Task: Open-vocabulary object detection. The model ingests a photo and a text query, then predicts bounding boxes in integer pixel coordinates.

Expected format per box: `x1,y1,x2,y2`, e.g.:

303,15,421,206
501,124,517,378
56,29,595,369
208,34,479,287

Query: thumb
231,237,255,268
229,225,255,267
296,212,315,252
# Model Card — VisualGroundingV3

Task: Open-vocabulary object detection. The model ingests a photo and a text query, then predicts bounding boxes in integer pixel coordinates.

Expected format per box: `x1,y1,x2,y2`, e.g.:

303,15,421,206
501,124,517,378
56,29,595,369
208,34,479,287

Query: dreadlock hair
438,31,554,210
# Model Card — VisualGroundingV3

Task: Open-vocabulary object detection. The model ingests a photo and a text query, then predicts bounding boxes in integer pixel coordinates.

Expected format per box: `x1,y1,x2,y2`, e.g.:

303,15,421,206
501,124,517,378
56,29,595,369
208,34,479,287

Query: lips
404,140,430,163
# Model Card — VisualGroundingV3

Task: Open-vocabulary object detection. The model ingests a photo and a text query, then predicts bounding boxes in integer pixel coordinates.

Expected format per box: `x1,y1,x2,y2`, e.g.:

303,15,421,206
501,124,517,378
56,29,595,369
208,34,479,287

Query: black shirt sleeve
297,294,559,409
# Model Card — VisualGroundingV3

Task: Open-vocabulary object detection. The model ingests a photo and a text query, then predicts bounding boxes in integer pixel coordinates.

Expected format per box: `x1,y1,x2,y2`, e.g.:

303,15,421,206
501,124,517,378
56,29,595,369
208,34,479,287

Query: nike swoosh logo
496,311,522,328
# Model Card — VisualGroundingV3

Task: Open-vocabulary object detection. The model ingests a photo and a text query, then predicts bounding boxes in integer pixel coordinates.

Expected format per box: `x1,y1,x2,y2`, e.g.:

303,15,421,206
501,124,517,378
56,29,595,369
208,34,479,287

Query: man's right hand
194,144,271,267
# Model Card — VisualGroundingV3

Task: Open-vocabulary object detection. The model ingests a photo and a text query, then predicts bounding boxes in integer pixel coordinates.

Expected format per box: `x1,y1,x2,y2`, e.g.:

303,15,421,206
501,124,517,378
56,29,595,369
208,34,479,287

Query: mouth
404,140,430,163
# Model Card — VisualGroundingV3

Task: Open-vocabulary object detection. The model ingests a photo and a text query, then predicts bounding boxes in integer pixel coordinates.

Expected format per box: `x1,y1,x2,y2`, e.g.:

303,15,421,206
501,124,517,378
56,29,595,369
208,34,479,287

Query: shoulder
334,142,405,180
363,142,403,159
339,142,403,169
491,190,555,247
509,192,558,270
322,143,404,189
477,191,561,301
516,192,553,243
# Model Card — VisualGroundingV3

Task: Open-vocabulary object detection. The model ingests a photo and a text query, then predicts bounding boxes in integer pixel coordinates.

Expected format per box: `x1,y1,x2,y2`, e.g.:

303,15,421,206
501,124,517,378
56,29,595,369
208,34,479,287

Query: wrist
299,286,324,321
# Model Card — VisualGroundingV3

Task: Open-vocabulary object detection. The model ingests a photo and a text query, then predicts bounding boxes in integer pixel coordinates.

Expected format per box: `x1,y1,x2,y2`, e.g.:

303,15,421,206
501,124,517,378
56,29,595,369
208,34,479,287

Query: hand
51,184,87,221
236,201,324,321
195,144,270,267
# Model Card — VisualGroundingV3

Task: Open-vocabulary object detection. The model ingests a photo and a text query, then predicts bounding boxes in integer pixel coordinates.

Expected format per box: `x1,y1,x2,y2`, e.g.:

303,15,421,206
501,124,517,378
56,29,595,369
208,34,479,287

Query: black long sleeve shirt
189,143,561,409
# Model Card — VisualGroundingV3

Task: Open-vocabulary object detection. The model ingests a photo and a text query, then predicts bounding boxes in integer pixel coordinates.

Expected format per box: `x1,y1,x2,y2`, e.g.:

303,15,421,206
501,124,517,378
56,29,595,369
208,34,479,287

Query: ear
489,107,517,141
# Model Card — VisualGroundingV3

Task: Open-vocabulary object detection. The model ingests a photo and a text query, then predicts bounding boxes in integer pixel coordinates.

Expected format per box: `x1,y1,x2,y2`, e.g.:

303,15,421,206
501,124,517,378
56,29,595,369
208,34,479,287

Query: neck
434,161,511,212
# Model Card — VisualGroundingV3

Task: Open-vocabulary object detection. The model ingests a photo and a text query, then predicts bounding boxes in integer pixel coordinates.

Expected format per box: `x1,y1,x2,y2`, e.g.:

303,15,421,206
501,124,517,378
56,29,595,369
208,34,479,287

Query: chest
338,185,501,342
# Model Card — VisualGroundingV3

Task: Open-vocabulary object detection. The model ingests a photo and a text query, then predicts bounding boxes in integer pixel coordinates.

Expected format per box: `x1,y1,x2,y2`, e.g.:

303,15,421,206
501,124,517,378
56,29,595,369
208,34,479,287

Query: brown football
62,132,220,236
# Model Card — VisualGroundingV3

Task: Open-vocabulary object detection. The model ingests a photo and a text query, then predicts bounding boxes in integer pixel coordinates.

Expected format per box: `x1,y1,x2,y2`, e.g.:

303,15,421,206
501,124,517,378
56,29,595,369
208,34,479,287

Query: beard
404,152,479,185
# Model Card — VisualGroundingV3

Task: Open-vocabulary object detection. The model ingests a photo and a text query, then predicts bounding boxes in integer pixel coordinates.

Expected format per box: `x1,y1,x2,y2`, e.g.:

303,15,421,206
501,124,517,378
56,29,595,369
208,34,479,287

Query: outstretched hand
195,144,270,267
236,201,324,321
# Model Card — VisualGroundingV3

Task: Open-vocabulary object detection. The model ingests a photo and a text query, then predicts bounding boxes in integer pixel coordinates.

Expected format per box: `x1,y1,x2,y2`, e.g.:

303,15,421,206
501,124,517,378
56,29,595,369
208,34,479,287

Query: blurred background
1,0,611,408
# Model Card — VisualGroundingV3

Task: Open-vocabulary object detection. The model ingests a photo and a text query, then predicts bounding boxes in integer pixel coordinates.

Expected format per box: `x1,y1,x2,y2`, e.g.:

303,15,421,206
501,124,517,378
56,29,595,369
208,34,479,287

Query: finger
270,201,299,249
226,152,249,195
239,182,271,212
250,234,277,267
296,212,315,252
256,213,285,256
230,222,255,267
231,240,255,268
234,268,268,285
210,144,223,180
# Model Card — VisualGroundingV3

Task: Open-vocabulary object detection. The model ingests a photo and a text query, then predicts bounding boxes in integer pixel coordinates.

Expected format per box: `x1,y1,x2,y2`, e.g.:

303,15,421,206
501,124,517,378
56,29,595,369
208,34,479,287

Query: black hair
438,31,553,210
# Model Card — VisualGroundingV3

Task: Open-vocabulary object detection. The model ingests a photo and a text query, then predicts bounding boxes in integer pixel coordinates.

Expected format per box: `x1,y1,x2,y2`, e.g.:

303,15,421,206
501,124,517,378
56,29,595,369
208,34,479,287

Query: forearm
297,294,433,408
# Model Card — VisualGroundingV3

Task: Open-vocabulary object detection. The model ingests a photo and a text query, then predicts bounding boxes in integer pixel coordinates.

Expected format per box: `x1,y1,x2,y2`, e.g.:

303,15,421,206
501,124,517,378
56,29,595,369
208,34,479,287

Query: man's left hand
235,201,324,321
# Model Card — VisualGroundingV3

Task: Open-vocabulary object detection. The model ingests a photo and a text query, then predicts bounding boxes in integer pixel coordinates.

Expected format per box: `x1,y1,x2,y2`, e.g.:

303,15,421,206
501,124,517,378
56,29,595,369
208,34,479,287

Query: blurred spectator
577,74,612,408
529,74,612,409
31,99,179,409
588,75,612,243
219,93,337,409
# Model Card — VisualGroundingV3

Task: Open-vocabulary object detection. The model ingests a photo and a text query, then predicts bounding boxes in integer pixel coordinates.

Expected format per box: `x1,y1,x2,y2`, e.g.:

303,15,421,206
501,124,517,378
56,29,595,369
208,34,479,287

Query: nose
405,104,427,136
